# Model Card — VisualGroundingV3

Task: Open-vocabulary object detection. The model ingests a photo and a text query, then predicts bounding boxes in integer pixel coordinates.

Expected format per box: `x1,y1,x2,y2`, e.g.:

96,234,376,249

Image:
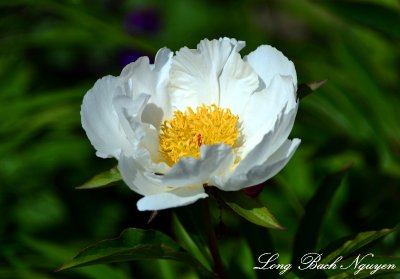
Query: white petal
213,138,300,191
141,48,174,128
169,38,243,111
133,141,170,174
120,50,173,130
237,104,298,172
137,185,208,211
117,50,173,161
246,138,301,183
118,154,168,196
239,75,298,155
221,37,246,52
138,124,167,164
218,49,259,116
245,45,297,90
113,92,166,163
121,56,154,97
81,76,132,159
267,138,301,165
112,93,150,147
148,144,234,187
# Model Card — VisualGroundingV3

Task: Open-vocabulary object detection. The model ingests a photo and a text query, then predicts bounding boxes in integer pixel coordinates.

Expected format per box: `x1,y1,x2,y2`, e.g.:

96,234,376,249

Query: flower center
159,104,240,165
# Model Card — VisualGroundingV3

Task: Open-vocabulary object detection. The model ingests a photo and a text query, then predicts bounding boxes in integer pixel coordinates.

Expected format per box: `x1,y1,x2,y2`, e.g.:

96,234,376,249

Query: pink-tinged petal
81,76,132,159
245,44,297,90
213,138,300,191
137,185,208,211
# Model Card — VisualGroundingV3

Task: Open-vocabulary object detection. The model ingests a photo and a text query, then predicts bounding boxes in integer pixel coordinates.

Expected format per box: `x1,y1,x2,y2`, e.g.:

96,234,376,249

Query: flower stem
202,199,226,279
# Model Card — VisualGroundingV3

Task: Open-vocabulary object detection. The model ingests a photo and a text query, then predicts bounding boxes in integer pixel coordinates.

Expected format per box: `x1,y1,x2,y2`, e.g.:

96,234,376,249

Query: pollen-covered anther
159,104,240,165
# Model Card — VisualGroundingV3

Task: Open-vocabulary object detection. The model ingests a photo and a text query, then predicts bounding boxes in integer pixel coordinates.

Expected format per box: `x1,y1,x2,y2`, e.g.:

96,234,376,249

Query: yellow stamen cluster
160,104,240,165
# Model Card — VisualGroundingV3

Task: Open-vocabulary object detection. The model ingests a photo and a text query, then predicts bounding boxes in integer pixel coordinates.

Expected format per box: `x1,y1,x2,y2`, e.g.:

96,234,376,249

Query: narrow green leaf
324,256,400,278
297,228,397,279
298,79,327,99
242,225,279,279
57,228,216,278
26,0,158,53
327,2,400,40
57,228,178,270
172,213,211,270
292,164,351,276
216,190,284,230
320,228,397,265
76,167,121,189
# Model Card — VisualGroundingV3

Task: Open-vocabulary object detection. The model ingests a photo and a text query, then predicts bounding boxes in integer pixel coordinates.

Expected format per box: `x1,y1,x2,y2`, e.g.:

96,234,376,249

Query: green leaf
298,79,327,100
292,164,351,276
297,228,397,279
320,228,397,265
172,213,211,270
22,0,158,53
57,228,216,278
326,2,400,40
215,190,284,230
20,235,130,279
324,256,400,278
76,167,122,189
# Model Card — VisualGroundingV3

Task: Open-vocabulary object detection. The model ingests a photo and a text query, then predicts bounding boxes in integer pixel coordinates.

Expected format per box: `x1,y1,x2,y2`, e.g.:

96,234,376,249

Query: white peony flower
81,38,300,211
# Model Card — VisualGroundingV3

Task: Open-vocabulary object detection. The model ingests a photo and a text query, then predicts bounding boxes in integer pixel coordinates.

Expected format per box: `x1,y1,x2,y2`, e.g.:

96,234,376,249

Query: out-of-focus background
1,0,399,278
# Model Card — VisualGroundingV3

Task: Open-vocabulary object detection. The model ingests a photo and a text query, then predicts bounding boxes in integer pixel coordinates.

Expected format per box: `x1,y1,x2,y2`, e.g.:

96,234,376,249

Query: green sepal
76,167,122,189
298,79,327,99
215,189,284,230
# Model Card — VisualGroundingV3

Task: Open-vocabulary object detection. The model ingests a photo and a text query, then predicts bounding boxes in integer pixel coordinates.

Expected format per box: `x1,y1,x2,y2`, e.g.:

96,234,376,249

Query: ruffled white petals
134,142,170,175
114,93,166,164
246,138,301,183
121,57,153,97
142,48,174,128
81,76,132,159
112,93,150,147
218,50,259,116
82,38,301,211
235,105,298,175
239,75,298,155
169,38,244,111
118,154,168,196
137,185,208,211
224,37,246,52
213,138,301,191
148,144,235,187
121,49,173,129
245,45,297,90
138,124,165,163
114,50,173,161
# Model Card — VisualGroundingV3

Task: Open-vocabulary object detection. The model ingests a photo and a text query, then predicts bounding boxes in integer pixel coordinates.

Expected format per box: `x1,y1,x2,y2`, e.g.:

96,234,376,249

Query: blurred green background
1,0,399,278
